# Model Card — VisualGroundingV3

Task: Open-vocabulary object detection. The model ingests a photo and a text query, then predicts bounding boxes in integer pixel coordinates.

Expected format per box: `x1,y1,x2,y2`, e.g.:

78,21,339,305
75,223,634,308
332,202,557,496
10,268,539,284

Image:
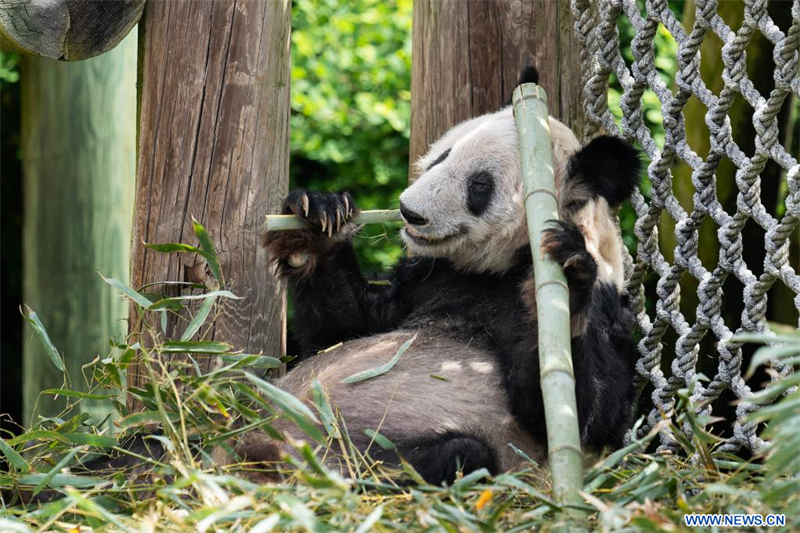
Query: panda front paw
541,220,597,295
282,190,358,237
262,190,360,278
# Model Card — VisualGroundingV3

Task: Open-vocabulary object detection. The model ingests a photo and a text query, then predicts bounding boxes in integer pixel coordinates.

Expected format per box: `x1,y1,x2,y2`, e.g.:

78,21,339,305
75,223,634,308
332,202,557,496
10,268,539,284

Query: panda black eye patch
427,148,451,170
466,170,495,216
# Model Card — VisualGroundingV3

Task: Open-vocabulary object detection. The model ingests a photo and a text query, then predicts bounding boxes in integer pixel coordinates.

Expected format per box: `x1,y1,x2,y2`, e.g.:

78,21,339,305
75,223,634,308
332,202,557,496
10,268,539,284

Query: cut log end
0,0,146,60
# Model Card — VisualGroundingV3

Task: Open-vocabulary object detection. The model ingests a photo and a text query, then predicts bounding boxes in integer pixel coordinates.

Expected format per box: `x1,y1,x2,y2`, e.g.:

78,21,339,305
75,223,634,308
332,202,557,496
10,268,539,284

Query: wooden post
128,0,291,405
22,32,137,422
409,0,583,177
0,0,145,60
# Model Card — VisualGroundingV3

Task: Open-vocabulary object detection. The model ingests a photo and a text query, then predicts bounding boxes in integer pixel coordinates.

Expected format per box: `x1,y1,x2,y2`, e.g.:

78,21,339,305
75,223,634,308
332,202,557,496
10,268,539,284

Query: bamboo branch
512,84,584,509
263,209,402,231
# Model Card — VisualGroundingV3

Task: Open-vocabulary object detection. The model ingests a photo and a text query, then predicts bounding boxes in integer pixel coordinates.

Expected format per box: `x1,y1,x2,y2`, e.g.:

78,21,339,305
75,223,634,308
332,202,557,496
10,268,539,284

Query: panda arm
263,191,412,353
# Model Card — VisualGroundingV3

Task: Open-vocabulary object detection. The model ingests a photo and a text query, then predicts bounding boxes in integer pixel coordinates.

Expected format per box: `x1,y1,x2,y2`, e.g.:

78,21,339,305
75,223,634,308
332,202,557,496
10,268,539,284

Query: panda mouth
403,225,461,246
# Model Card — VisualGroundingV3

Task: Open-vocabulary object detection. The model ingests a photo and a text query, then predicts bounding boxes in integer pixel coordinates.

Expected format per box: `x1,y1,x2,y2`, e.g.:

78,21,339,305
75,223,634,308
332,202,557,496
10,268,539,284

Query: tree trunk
409,0,583,178
0,0,145,60
22,32,137,423
128,0,290,407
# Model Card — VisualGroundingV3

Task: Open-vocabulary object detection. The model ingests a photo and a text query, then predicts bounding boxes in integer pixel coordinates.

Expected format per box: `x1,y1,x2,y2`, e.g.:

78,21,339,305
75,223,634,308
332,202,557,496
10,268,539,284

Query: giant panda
247,68,642,485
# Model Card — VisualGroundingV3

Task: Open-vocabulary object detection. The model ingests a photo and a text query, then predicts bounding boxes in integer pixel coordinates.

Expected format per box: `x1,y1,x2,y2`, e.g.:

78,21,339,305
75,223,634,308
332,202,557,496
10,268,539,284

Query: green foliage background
290,0,413,272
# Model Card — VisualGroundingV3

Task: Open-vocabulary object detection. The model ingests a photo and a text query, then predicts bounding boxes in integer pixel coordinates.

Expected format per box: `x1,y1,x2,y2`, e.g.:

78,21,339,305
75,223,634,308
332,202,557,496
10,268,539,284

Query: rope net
572,0,800,452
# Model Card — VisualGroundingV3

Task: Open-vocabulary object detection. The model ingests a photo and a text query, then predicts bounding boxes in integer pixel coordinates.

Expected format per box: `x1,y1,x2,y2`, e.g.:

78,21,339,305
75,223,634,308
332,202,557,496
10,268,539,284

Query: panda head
399,107,582,273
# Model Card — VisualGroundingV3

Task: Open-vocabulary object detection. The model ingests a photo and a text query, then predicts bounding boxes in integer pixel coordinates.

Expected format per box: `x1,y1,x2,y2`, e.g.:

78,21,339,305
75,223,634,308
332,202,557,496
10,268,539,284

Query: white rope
572,0,800,453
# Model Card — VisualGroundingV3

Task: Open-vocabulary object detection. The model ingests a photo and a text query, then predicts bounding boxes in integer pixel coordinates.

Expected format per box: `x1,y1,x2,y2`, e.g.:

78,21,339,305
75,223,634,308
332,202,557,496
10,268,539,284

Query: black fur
466,170,495,216
564,135,641,213
541,220,598,315
371,434,497,485
517,64,539,86
504,64,540,106
427,148,452,171
265,193,636,474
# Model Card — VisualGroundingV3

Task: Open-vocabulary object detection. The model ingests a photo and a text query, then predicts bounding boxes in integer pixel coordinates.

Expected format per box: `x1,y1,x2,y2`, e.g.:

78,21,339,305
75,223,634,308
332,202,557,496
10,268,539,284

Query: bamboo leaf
182,294,217,341
745,344,800,379
62,433,118,448
6,430,71,446
451,468,490,490
21,306,64,371
0,438,31,472
42,389,116,400
101,275,153,309
192,218,223,283
364,428,396,450
144,242,204,254
160,340,232,353
244,372,324,444
218,354,282,369
355,505,383,533
342,333,416,384
148,290,239,311
118,411,173,428
33,447,81,496
311,380,338,437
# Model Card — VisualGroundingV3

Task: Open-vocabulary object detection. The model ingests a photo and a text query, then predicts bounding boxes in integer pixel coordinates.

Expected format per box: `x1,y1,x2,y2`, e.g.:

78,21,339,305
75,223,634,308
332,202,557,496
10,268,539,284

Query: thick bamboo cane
512,83,584,508
264,209,402,231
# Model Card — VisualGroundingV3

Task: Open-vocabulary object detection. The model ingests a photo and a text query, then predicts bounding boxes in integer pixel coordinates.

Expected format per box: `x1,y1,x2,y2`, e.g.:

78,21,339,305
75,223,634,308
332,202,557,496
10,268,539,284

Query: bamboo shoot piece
264,209,403,231
512,83,584,508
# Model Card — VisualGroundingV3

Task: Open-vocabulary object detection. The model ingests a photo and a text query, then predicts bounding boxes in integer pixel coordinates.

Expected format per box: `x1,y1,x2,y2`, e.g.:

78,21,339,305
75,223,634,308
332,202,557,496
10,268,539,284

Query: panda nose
400,202,428,226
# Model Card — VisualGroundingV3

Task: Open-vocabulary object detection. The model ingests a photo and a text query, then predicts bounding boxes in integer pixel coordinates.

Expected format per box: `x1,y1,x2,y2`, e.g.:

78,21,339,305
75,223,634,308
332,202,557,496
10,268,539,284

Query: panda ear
505,64,540,108
516,64,539,86
567,136,642,209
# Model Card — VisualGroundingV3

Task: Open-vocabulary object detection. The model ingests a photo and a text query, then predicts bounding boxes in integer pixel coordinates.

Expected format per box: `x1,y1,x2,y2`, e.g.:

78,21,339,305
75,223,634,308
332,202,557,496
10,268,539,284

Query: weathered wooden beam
22,32,137,422
409,0,583,178
0,0,145,60
128,0,291,407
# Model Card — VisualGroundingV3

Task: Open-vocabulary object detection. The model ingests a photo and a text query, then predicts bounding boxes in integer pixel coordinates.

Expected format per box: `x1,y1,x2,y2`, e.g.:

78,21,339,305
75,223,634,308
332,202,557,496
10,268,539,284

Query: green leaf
62,433,118,448
244,372,324,444
192,218,223,284
355,505,383,533
160,340,232,353
218,354,282,369
118,411,170,428
144,242,204,254
342,333,416,384
148,290,239,311
311,380,338,438
745,344,800,378
6,430,71,446
364,428,395,450
42,389,117,400
101,275,153,309
21,306,64,371
182,295,217,341
33,447,81,496
0,437,31,472
450,467,490,490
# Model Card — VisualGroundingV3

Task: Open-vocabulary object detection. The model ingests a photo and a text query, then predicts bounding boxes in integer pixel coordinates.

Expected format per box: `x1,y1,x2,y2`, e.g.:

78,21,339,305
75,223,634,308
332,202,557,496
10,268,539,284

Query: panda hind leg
371,434,497,486
541,220,598,316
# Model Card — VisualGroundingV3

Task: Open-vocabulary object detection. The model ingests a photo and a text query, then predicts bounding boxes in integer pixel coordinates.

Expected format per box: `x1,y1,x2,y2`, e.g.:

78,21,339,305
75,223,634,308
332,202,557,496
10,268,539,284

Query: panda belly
275,329,544,474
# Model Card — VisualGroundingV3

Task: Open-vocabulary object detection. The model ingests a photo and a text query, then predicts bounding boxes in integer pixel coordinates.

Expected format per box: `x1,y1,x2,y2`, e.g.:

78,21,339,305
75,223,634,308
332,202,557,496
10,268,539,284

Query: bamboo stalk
512,84,584,509
263,209,402,231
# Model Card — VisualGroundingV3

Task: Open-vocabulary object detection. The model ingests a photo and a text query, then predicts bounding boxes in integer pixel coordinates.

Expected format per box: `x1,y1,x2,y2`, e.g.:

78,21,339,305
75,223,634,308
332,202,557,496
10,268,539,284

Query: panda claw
302,194,310,217
343,196,350,218
320,212,328,233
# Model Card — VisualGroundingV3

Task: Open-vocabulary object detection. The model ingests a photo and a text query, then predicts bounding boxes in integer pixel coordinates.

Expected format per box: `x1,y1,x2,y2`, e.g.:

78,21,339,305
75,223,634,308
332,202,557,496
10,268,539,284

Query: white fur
400,107,581,273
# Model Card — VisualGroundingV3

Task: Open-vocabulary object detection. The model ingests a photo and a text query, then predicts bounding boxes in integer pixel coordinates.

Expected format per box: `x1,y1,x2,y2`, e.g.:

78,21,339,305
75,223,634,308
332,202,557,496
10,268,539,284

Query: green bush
290,0,412,271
